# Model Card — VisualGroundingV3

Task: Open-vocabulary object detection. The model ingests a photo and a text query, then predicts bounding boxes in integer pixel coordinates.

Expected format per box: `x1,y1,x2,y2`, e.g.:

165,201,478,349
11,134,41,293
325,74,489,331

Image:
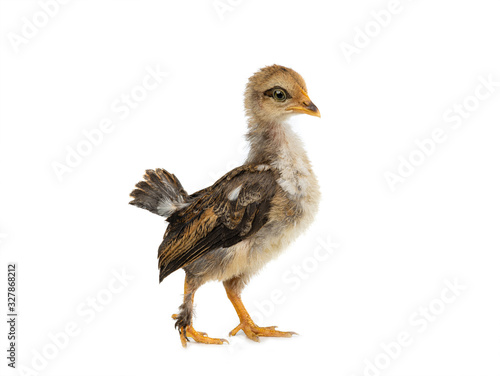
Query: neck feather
245,118,310,172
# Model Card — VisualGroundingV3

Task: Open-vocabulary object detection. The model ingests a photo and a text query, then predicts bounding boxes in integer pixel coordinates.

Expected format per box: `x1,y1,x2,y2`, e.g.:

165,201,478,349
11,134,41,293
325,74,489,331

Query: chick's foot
172,314,228,347
229,319,297,342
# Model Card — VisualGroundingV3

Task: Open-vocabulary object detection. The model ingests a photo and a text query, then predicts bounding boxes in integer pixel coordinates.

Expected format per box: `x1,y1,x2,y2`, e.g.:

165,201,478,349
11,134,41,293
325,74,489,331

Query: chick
130,65,321,347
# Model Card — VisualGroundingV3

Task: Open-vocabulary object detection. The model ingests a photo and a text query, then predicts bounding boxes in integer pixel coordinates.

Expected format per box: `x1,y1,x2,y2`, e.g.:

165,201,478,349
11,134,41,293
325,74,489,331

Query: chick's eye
273,89,286,102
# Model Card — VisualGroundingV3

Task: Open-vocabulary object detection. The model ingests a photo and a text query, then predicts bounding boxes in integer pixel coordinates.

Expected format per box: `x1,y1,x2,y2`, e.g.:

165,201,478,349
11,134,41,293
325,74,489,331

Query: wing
157,164,277,282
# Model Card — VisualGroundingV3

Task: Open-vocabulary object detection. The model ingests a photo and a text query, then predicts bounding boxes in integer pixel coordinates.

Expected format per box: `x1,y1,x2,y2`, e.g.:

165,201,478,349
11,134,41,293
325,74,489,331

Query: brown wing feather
157,165,277,282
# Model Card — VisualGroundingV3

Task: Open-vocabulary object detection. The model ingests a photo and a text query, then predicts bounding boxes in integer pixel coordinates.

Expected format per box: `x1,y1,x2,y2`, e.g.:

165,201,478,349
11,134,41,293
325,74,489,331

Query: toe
245,331,260,342
258,328,297,337
229,321,296,341
182,325,229,346
229,323,243,337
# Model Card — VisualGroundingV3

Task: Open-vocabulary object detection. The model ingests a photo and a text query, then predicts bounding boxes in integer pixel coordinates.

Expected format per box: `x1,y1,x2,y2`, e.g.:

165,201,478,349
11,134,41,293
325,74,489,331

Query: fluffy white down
227,185,243,201
157,198,188,217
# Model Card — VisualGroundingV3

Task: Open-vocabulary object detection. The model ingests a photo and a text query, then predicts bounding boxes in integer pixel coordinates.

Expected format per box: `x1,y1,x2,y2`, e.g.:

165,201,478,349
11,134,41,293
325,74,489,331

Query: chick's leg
223,276,297,342
172,274,228,347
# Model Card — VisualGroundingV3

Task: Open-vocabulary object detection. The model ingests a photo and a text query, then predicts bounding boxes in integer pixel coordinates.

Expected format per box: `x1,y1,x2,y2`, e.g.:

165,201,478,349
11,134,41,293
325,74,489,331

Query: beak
286,91,321,118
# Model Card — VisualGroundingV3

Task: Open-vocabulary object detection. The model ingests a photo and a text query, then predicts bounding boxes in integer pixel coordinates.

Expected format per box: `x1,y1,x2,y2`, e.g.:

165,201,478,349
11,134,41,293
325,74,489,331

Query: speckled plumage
130,65,321,346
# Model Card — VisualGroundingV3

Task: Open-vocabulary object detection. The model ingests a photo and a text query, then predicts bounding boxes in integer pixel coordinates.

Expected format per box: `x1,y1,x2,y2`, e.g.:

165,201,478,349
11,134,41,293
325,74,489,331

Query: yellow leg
172,278,228,347
224,279,297,342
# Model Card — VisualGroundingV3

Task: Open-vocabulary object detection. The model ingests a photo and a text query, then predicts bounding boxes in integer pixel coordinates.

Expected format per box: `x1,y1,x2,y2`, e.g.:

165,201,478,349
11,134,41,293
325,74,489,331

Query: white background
1,0,499,375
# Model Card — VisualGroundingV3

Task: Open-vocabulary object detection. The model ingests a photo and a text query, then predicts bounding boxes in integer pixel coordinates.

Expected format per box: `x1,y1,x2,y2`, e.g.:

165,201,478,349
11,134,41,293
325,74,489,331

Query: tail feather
129,168,189,218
